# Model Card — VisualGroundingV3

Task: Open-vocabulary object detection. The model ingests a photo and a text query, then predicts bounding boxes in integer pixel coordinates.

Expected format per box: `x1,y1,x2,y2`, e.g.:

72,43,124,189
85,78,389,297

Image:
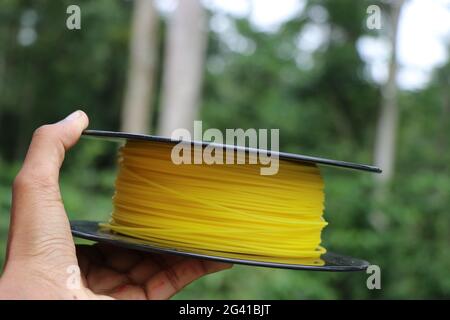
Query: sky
156,0,450,90
358,0,450,89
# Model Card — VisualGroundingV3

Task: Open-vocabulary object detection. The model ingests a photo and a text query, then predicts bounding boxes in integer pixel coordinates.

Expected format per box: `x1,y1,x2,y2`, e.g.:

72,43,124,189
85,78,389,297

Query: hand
0,111,232,300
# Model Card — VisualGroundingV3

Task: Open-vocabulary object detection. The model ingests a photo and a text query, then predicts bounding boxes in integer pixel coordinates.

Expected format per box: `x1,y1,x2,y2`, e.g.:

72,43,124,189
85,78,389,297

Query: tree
373,0,405,186
158,0,207,136
121,0,159,134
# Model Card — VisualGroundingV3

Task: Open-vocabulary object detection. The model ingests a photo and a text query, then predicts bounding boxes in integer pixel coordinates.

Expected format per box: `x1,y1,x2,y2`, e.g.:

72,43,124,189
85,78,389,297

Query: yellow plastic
101,140,328,266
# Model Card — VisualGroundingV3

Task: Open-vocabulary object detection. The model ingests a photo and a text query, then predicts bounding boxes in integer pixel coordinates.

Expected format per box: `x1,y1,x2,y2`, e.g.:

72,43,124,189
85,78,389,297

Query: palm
76,243,231,300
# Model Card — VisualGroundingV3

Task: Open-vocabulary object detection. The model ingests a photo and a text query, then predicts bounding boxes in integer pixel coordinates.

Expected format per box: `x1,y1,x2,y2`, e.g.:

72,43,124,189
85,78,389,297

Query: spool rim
71,220,370,272
82,130,382,174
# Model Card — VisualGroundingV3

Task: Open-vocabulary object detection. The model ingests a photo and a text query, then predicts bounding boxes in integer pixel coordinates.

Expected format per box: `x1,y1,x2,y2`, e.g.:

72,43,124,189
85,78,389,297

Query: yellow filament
100,140,328,266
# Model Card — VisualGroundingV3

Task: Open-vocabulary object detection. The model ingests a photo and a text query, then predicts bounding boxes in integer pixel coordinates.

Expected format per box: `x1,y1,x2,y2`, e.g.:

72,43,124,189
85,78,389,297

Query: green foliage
0,0,132,161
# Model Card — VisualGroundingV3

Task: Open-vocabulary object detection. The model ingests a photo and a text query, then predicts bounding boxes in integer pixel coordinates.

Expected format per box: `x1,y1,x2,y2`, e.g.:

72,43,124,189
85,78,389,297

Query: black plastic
82,130,382,173
71,221,370,272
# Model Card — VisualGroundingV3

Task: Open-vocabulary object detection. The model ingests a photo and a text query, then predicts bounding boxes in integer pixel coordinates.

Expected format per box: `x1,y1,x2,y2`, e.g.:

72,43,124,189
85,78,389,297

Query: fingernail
64,110,82,122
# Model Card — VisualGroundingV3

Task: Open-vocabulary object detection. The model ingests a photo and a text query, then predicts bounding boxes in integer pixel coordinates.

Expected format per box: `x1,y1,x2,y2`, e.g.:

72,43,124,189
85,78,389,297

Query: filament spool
101,140,327,266
70,130,380,271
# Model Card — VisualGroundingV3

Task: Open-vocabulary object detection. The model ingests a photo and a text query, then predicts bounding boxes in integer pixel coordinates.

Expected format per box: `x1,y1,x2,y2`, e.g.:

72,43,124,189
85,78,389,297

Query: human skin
0,110,232,299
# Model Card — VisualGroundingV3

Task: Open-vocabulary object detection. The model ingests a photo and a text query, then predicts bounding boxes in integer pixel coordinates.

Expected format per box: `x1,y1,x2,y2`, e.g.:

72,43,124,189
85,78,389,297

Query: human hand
0,111,232,300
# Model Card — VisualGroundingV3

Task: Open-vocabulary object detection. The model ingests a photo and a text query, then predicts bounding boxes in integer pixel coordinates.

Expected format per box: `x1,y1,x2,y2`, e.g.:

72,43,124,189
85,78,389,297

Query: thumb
6,111,89,277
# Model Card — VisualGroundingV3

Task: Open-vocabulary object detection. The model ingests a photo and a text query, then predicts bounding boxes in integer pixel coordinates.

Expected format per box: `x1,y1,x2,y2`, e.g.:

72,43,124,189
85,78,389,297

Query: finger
6,111,89,279
128,257,161,285
77,244,136,296
96,243,142,273
76,244,105,276
109,284,146,300
20,110,89,184
86,265,130,295
128,253,183,285
144,259,232,300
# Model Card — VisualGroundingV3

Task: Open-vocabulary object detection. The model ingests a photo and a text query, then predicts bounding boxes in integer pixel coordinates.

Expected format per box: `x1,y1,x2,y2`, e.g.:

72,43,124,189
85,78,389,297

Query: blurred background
0,0,449,299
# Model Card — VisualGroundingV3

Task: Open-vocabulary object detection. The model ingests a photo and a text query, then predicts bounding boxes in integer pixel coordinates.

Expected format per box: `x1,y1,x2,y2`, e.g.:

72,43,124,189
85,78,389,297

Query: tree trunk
158,0,207,136
121,0,158,134
436,66,450,156
373,0,405,186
